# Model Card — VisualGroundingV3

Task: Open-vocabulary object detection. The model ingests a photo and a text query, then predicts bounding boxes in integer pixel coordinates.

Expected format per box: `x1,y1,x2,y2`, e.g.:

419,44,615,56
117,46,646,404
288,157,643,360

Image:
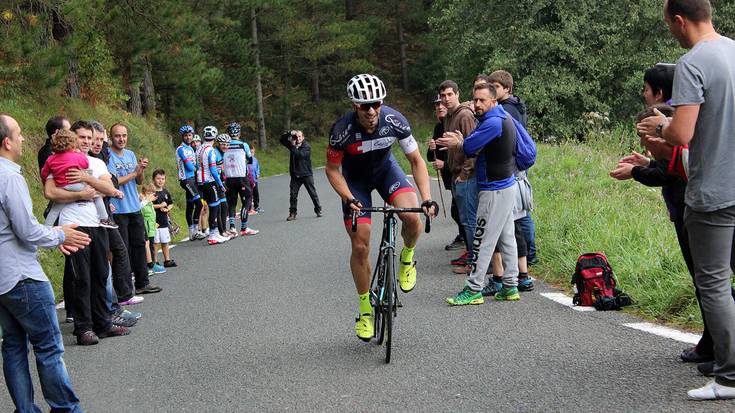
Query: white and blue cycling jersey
176,143,196,180
196,143,223,187
223,139,251,178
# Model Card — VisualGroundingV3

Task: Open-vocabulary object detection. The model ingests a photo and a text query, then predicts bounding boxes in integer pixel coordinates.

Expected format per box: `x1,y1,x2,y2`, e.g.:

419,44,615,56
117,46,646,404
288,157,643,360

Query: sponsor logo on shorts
389,181,401,194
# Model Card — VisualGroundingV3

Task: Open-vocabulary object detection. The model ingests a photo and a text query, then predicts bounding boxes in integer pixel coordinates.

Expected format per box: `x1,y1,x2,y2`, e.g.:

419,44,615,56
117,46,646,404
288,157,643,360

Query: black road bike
351,205,431,363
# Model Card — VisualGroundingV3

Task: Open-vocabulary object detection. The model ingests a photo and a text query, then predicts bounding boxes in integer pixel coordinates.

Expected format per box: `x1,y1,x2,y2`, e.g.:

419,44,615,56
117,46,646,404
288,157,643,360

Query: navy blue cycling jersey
327,105,418,178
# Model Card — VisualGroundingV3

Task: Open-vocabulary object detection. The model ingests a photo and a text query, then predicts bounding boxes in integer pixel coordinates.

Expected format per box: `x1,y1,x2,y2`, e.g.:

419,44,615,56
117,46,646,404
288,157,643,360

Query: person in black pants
280,130,321,221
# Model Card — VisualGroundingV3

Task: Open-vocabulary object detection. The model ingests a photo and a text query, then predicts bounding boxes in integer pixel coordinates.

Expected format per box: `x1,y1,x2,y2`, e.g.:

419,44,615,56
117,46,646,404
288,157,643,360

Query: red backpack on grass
571,252,632,310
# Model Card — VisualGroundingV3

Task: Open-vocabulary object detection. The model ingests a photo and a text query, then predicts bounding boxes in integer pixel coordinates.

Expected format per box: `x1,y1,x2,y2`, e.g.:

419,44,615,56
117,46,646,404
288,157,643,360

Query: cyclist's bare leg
347,223,372,294
392,192,421,248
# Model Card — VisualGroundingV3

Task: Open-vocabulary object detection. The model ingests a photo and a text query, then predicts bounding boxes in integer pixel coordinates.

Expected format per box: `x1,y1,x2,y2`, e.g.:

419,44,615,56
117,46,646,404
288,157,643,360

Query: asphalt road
2,170,731,412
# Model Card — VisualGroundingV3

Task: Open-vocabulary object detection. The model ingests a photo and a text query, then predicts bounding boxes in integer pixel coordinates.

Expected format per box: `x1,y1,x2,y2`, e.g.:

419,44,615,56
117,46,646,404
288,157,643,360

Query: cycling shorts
198,182,223,207
341,161,415,226
180,178,200,202
226,177,251,201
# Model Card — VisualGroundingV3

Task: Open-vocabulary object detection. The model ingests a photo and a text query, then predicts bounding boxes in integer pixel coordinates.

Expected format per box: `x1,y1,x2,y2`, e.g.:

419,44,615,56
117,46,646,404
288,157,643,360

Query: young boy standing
152,169,176,267
140,185,163,274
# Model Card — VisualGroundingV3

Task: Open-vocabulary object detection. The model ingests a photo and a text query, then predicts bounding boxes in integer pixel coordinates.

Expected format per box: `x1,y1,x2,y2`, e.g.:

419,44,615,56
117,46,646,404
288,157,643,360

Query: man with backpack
439,83,521,305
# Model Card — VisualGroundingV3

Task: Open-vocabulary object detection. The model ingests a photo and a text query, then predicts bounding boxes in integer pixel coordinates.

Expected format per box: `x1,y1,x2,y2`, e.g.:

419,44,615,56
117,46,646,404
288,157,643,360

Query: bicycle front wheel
384,251,395,364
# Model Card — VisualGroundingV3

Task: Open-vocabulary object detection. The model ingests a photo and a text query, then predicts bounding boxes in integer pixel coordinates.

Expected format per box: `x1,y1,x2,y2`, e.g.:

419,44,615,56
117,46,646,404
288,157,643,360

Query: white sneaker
216,234,230,243
688,379,735,400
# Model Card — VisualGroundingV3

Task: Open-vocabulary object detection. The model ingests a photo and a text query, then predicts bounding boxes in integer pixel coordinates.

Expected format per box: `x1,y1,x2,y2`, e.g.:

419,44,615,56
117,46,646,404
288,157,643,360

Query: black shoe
681,347,714,363
697,361,714,377
315,210,323,217
444,236,465,251
286,213,297,221
163,260,178,268
136,284,162,294
77,331,99,346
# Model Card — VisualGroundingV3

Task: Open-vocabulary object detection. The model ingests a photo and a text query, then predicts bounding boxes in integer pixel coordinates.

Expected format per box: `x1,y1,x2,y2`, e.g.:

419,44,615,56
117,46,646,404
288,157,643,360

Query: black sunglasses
358,102,382,111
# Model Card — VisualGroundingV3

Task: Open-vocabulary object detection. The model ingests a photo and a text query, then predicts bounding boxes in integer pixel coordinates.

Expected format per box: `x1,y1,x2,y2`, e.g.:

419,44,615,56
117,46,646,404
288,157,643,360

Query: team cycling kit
176,142,200,202
327,105,419,225
223,140,253,225
196,143,224,207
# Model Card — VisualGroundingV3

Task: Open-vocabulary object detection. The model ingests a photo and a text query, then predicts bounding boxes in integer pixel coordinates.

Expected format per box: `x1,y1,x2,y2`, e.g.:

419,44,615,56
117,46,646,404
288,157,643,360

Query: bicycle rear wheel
372,288,385,344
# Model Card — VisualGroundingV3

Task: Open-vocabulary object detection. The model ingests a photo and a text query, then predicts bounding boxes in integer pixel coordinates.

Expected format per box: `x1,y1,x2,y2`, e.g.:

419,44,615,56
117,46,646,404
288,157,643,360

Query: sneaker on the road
480,282,498,297
355,314,374,342
446,286,484,306
152,263,166,274
256,207,264,213
286,213,297,221
76,331,99,346
99,219,118,229
193,231,207,240
316,210,323,217
241,228,259,236
453,264,470,275
495,286,521,301
136,284,162,294
208,237,222,245
216,234,231,243
227,230,238,238
97,324,130,338
163,260,177,268
111,314,137,328
119,296,144,306
444,236,465,251
248,209,258,215
687,379,735,400
120,309,142,320
450,251,469,266
518,276,535,291
398,260,417,293
147,267,154,276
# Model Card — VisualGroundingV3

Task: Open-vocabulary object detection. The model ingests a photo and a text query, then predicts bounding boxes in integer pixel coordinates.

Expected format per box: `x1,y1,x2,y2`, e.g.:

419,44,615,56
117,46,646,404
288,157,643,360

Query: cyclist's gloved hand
421,200,439,218
347,198,362,212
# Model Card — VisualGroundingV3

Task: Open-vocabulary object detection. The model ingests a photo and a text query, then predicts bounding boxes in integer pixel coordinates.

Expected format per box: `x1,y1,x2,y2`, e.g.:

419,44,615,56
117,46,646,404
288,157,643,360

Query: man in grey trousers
438,83,520,306
638,0,735,400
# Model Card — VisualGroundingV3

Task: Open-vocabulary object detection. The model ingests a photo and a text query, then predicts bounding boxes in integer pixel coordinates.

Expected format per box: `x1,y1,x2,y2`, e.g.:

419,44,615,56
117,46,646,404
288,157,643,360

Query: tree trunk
283,58,292,132
128,82,142,116
142,58,156,116
251,7,267,149
66,50,81,98
345,0,357,20
399,21,409,91
312,59,320,104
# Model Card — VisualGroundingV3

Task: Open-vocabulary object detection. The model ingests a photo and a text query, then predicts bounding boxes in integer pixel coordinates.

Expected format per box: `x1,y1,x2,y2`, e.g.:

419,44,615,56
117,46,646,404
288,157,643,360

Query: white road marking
540,292,596,312
623,322,701,345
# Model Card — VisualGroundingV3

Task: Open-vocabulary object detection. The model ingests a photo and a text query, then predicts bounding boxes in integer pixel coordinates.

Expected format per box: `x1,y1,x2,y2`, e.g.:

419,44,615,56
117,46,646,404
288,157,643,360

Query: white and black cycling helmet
202,126,218,140
215,133,231,144
347,74,386,104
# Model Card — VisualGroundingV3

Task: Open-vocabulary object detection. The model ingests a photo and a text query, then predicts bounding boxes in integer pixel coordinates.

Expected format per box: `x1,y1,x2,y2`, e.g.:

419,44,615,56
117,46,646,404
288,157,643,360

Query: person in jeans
439,80,478,274
106,123,161,295
280,130,321,221
637,0,735,400
0,113,90,413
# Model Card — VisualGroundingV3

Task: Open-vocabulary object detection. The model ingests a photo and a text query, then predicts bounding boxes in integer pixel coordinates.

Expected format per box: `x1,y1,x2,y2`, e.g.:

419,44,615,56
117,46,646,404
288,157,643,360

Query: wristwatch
655,122,665,138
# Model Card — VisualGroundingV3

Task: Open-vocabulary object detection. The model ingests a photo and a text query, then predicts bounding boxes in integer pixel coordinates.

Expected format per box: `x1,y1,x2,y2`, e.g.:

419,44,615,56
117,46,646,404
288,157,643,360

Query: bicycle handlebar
351,207,431,234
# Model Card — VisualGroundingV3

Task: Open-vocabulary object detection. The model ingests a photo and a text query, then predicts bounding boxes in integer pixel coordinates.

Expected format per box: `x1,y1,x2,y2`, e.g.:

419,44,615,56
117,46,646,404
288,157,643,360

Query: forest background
2,0,735,328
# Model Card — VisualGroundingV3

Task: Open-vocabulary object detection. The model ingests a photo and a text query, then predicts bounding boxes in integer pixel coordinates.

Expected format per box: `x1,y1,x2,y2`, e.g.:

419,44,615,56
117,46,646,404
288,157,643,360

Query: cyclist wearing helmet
214,133,236,238
326,73,437,341
176,125,205,240
196,126,229,245
224,123,258,236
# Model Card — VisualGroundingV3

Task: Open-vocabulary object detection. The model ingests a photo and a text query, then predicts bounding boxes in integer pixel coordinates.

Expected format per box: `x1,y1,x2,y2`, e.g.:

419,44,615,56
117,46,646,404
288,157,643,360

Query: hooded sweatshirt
500,95,528,127
443,101,478,181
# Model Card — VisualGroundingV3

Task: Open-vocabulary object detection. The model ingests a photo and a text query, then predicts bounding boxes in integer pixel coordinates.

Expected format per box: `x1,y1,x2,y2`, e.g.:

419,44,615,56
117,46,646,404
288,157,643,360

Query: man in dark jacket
280,130,322,221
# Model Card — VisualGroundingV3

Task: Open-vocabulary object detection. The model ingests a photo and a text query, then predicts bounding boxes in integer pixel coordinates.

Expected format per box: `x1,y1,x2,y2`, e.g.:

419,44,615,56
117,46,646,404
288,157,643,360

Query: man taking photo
280,130,322,221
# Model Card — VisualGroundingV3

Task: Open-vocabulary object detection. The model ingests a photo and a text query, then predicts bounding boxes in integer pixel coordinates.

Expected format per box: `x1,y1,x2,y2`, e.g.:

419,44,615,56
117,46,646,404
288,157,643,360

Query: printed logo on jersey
379,126,390,136
385,114,410,133
346,137,396,155
355,133,362,141
330,123,352,146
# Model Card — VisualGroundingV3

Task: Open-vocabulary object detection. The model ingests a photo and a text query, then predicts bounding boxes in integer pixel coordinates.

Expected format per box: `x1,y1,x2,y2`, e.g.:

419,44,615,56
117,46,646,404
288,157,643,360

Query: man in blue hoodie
438,83,520,305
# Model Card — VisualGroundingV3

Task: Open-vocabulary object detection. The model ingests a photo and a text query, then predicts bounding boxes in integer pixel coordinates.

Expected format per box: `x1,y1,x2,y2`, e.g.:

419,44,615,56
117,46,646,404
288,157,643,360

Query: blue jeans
453,175,479,263
518,213,537,260
0,279,83,413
